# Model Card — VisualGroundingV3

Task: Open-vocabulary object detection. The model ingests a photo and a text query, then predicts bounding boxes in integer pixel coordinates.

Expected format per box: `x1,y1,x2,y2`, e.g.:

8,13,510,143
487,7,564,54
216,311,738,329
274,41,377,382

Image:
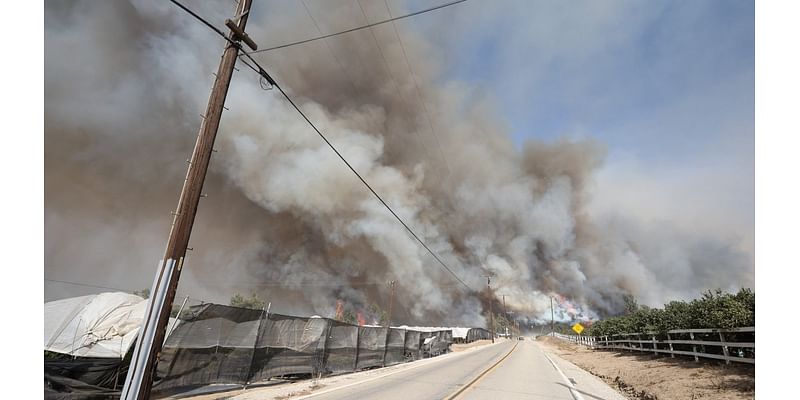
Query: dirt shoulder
536,336,754,400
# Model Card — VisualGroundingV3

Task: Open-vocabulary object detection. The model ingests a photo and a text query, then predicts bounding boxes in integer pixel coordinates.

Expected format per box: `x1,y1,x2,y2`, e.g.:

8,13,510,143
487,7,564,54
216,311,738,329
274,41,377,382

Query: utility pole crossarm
121,1,256,398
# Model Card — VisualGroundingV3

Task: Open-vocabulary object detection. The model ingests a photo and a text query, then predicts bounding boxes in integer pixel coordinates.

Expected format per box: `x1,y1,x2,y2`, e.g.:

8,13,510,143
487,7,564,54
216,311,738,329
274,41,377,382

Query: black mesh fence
419,331,435,358
355,326,387,370
248,313,328,381
384,328,406,366
151,304,465,395
154,304,261,392
466,328,492,342
323,320,359,374
431,330,453,356
403,330,422,361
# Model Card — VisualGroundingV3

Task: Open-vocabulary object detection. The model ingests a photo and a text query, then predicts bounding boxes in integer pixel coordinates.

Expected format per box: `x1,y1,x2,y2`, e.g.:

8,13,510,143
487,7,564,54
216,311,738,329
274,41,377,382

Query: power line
382,0,453,176
269,81,473,292
354,0,437,162
169,0,230,40
221,280,466,288
227,281,391,288
299,0,362,98
45,275,389,295
169,0,243,50
170,0,448,173
45,278,132,293
170,0,475,293
250,0,469,54
45,278,208,309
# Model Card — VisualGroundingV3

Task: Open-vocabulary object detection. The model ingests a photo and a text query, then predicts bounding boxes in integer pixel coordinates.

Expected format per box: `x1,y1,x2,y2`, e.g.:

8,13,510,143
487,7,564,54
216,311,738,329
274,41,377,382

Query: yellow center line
443,340,519,400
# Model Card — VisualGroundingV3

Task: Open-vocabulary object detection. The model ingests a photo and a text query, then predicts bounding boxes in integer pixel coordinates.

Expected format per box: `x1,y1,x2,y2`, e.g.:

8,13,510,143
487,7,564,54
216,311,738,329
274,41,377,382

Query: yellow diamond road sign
572,322,584,334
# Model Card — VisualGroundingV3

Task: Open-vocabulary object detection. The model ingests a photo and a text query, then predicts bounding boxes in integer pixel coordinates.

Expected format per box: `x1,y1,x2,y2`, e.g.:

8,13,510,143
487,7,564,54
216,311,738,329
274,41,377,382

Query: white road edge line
542,352,586,400
292,341,508,400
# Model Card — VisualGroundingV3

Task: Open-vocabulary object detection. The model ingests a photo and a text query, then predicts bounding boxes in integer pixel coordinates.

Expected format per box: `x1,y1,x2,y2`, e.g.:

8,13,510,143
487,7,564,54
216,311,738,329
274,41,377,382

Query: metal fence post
381,327,389,368
353,327,360,371
319,319,333,377
244,306,267,389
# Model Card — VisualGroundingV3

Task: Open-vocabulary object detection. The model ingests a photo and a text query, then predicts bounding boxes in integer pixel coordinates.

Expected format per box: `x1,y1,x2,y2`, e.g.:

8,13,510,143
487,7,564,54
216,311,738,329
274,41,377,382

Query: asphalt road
459,339,575,400
293,339,624,400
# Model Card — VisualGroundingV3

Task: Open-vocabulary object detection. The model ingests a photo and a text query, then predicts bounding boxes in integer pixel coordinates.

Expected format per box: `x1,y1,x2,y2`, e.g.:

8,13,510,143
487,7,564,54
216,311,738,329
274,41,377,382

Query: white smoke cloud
44,0,753,327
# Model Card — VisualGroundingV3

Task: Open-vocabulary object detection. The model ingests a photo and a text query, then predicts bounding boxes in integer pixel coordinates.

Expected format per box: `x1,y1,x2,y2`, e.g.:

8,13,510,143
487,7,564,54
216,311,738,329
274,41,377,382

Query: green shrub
587,288,754,336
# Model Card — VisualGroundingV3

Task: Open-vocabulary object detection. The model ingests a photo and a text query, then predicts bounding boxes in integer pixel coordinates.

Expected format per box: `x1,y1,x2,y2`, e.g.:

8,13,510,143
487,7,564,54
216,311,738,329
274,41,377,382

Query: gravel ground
536,336,755,400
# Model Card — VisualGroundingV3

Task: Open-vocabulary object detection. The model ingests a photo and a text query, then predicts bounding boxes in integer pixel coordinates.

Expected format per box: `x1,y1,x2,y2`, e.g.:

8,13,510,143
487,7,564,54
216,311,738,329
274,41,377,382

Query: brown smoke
44,0,753,325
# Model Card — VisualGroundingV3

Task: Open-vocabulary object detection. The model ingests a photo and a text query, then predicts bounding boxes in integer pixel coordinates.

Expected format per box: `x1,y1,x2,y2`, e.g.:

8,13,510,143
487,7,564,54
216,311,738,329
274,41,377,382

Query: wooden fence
550,327,754,365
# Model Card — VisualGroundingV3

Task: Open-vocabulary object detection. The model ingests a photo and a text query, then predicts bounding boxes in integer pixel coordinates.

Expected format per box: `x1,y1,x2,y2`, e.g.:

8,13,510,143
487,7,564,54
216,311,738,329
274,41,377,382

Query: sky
415,0,754,151
408,0,754,255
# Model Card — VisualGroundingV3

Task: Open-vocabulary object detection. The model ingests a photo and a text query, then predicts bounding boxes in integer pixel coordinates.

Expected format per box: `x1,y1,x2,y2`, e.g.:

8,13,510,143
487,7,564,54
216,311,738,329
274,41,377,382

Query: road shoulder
533,341,627,400
536,336,755,400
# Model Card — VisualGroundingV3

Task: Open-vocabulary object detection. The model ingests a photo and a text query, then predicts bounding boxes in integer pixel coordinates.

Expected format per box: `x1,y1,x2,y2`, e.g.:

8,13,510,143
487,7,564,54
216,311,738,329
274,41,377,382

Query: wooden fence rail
549,326,754,365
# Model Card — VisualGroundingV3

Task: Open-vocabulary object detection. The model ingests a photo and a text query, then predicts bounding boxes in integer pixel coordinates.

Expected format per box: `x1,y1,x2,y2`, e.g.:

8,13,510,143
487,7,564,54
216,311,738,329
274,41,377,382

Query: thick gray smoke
44,0,753,325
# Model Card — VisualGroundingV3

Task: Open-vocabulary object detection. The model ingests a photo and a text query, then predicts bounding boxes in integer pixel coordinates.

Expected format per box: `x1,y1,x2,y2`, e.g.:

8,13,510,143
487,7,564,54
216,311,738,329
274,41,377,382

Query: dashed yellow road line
443,341,519,400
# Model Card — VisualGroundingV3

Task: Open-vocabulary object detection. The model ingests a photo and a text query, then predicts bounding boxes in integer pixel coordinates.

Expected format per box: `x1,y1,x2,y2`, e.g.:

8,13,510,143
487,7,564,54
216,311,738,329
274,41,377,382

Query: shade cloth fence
154,304,453,393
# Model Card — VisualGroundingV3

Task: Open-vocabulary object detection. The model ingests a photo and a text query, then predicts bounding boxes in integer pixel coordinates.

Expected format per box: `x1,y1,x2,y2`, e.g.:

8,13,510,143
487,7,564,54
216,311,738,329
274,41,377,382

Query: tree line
588,288,754,337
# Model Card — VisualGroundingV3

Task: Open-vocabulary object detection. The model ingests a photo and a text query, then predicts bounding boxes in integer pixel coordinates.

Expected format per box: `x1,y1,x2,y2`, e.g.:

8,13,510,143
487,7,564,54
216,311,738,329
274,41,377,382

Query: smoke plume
44,0,753,326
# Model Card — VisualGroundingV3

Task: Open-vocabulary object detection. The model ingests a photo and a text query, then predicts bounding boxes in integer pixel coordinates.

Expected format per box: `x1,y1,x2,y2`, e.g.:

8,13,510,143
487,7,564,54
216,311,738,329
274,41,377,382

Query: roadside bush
689,289,754,329
587,288,754,336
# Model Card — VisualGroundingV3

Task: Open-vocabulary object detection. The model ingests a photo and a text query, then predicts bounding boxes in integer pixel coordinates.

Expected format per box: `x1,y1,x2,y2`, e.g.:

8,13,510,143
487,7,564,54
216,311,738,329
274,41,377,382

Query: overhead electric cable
269,81,473,292
382,0,452,176
354,0,436,161
218,280,466,289
45,278,131,292
250,0,468,54
169,0,474,293
299,0,361,98
169,0,231,40
45,278,202,303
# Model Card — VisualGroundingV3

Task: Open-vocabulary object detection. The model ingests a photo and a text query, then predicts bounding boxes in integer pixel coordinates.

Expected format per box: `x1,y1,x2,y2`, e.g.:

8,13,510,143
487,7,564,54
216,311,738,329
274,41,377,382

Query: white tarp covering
397,326,470,338
450,327,470,339
44,292,146,358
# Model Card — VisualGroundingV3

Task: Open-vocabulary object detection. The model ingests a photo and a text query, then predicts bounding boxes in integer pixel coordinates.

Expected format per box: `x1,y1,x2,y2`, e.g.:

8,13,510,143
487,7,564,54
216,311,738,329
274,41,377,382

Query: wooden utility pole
121,1,255,398
387,280,395,327
485,276,495,343
501,294,508,337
